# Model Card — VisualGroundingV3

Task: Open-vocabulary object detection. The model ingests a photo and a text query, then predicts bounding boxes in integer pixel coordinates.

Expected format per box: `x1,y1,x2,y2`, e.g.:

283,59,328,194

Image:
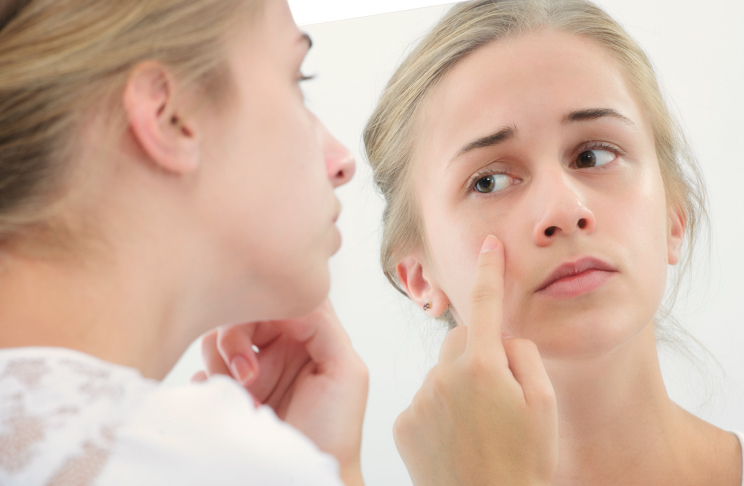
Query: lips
535,257,617,296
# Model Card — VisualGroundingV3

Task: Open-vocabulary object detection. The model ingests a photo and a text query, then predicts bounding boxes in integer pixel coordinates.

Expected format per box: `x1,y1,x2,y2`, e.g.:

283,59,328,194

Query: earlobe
396,256,450,316
123,61,199,174
667,204,687,265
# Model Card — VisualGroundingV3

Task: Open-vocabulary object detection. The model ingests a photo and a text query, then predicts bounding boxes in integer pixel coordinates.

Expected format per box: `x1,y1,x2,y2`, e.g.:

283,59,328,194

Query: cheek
422,197,518,324
623,181,671,310
612,162,670,275
421,198,476,314
201,97,331,262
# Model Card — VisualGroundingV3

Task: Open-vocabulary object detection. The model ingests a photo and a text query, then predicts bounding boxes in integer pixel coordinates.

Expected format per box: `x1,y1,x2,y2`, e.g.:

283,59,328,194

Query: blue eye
473,173,513,193
576,149,615,169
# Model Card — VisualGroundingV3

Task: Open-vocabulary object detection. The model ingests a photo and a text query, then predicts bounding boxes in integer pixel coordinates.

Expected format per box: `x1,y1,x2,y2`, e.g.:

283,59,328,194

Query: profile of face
398,30,684,359
193,0,355,321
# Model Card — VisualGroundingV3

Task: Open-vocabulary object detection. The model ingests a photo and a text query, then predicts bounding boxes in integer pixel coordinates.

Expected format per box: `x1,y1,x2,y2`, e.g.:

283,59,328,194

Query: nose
532,172,596,247
318,123,355,188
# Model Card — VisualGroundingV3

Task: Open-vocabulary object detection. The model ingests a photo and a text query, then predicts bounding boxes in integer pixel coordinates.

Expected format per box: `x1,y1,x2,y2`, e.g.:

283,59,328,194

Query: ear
123,61,199,174
396,255,450,316
667,203,686,265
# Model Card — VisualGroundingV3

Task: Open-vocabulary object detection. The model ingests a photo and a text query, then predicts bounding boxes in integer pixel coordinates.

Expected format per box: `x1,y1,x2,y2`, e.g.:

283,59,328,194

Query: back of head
364,0,707,328
0,0,253,247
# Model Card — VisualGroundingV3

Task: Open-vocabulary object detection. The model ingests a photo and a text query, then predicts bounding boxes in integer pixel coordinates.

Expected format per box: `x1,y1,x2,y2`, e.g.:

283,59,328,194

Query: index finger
465,235,506,356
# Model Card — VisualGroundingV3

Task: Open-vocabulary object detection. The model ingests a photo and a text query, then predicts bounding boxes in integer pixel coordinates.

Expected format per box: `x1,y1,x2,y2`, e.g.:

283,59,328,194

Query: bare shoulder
675,404,742,486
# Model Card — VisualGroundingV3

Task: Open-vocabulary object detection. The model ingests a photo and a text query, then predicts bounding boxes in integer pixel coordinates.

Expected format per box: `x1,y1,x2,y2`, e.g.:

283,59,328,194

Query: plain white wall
165,2,744,485
287,0,456,24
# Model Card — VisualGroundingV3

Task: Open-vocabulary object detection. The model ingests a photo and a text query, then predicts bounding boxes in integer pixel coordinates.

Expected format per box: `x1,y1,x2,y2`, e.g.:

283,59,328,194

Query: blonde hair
364,0,708,330
0,0,256,244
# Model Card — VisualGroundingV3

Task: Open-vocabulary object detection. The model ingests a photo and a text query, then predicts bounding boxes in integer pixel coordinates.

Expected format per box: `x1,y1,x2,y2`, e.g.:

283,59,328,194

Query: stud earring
423,302,432,311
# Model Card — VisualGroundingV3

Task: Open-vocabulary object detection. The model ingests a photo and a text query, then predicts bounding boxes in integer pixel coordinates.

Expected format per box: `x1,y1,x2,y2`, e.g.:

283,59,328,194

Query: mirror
166,2,744,484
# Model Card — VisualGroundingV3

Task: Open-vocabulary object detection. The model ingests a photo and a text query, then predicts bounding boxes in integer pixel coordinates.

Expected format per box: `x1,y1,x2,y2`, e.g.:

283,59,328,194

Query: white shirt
0,347,344,486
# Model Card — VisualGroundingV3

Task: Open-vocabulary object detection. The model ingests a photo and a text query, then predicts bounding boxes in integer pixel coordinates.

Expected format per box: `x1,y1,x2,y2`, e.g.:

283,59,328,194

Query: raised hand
194,299,368,486
393,235,558,486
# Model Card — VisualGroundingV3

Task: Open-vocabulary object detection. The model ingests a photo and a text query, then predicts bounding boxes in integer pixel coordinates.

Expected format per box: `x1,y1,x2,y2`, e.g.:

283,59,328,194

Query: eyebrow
448,108,634,166
450,125,517,164
562,108,634,126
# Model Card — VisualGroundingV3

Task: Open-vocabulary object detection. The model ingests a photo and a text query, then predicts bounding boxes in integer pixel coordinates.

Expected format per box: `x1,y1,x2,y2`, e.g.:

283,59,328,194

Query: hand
393,235,558,486
193,299,368,486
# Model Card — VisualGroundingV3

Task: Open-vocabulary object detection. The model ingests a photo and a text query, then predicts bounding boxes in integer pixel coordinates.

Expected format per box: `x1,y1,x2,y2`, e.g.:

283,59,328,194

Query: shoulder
97,375,343,486
0,348,343,486
0,347,156,486
733,431,744,486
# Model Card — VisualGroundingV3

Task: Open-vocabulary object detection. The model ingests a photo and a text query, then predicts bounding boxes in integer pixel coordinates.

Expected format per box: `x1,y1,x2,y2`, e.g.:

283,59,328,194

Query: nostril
578,218,587,229
544,226,556,237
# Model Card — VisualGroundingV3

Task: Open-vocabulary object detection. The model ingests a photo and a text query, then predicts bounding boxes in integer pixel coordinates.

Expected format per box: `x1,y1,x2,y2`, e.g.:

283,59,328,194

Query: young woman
360,0,743,484
0,0,368,484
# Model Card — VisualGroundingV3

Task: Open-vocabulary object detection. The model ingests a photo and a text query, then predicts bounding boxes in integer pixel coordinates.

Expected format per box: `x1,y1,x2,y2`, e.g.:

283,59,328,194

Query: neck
0,238,206,379
544,324,739,485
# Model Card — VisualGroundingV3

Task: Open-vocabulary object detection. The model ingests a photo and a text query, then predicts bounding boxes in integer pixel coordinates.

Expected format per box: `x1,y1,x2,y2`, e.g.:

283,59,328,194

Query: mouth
535,257,617,298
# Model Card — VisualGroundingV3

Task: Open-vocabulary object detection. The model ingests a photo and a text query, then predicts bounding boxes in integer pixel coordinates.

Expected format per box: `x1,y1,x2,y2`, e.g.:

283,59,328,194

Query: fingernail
480,235,499,254
230,355,254,385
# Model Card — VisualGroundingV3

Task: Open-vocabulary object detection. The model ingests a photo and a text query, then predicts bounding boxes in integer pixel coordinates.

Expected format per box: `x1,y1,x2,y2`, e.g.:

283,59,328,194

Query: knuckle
393,408,414,441
200,330,219,354
464,354,497,379
478,255,502,268
470,287,497,305
439,327,467,358
504,338,538,354
443,325,468,343
535,382,557,406
217,324,243,345
201,329,218,346
430,371,449,397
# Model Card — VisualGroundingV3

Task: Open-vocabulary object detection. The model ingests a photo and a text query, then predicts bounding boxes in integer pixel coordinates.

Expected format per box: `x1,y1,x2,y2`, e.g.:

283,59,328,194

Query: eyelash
572,141,625,168
465,141,625,194
465,167,512,193
299,73,316,82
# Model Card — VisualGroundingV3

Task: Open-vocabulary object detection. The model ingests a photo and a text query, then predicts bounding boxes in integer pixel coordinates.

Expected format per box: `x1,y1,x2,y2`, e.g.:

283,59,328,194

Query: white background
166,1,744,485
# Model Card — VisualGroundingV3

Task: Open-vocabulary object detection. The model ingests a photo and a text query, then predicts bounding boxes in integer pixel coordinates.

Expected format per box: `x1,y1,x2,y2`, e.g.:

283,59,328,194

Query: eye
473,173,514,194
575,149,615,169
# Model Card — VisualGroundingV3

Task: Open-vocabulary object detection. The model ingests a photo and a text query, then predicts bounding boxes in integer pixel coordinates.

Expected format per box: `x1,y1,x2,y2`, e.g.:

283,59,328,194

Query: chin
517,306,653,360
281,268,331,319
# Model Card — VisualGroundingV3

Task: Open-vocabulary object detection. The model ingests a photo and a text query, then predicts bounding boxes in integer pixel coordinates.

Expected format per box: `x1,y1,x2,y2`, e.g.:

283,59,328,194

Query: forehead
416,29,645,158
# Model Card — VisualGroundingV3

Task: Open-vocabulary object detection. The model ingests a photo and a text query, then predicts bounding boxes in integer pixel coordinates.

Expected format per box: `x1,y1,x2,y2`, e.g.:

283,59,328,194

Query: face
406,30,682,359
196,0,354,321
